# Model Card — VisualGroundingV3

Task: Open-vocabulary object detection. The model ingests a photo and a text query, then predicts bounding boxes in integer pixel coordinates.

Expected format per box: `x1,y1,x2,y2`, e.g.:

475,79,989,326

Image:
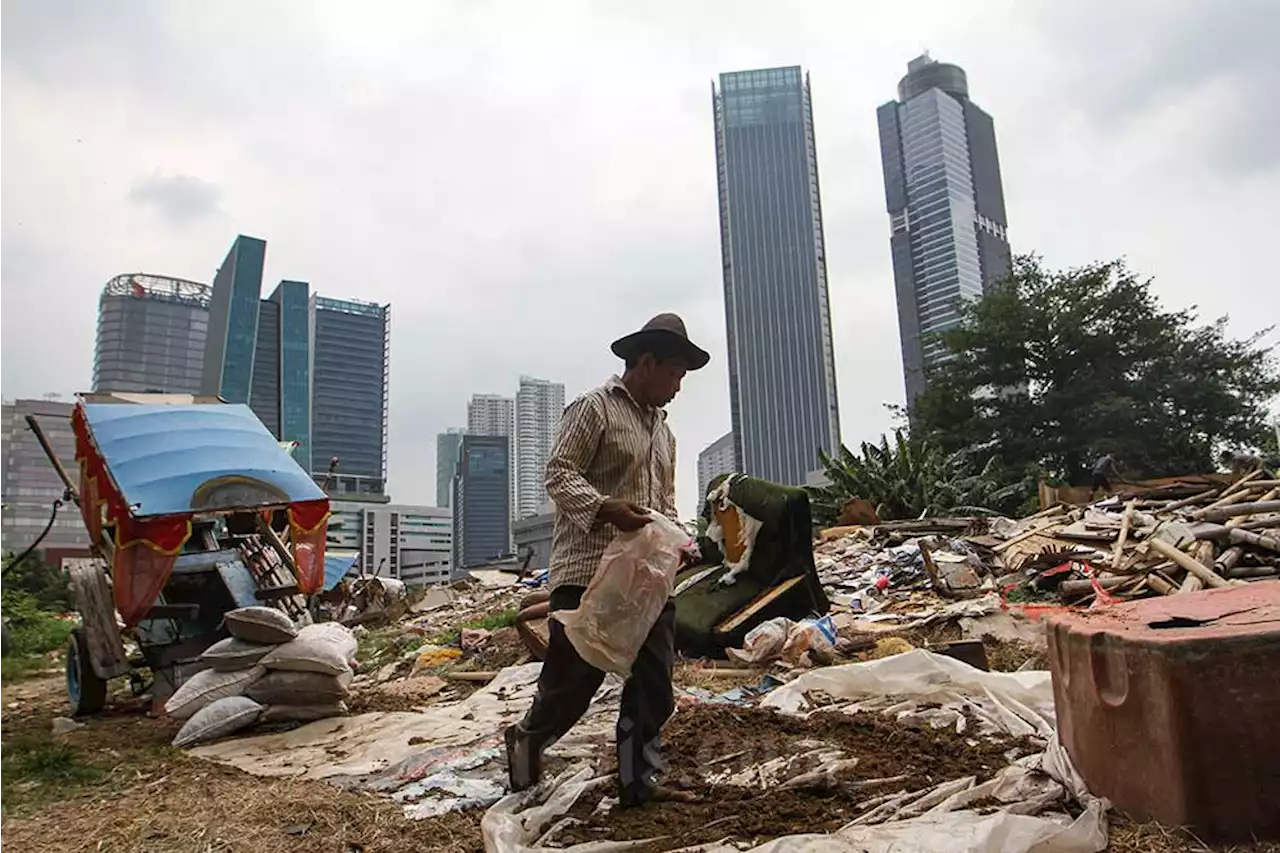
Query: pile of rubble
815,473,1278,619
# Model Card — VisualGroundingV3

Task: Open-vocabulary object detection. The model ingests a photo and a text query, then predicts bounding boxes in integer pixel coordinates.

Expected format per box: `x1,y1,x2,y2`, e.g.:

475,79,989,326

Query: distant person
1091,453,1121,494
1220,449,1274,479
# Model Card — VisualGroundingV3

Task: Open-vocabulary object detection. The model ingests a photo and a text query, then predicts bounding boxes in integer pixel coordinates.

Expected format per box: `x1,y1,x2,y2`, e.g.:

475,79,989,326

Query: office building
249,280,312,471
436,429,466,508
877,53,1011,403
2,399,93,558
327,501,452,586
201,235,266,403
453,434,510,570
467,393,515,522
311,296,390,499
93,274,211,395
696,431,737,507
515,376,565,519
713,65,841,486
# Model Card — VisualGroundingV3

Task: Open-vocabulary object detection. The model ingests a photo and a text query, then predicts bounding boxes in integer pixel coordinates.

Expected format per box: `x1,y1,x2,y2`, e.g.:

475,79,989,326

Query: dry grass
1107,814,1280,853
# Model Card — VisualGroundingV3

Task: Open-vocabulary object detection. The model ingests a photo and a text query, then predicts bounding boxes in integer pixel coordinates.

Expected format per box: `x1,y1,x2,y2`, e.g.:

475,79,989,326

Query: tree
808,430,1028,526
912,255,1280,484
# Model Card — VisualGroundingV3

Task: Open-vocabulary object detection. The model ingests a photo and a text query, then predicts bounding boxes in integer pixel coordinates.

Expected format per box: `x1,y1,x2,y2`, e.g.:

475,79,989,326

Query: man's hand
598,499,652,532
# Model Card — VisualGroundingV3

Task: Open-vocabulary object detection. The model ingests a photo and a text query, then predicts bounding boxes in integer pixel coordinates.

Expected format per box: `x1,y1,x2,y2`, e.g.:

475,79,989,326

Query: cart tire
66,628,108,716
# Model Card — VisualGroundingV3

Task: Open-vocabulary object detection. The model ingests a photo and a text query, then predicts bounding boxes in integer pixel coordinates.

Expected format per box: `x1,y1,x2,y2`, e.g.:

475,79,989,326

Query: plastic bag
780,615,836,665
553,512,693,676
726,617,793,664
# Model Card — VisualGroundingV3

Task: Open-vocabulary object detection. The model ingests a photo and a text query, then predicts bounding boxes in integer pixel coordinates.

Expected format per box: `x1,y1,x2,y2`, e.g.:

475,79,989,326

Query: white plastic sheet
482,651,1108,853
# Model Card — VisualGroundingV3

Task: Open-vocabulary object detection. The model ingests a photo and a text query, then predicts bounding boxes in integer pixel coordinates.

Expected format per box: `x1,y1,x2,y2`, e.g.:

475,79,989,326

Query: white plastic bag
726,617,794,664
553,512,692,676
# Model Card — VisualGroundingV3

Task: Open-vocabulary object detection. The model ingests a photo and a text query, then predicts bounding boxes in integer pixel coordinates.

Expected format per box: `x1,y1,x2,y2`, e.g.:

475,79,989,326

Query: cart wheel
66,627,108,717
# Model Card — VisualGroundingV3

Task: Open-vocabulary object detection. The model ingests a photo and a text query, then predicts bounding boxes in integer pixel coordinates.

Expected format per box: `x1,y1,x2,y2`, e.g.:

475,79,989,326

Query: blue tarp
81,403,325,517
324,554,358,591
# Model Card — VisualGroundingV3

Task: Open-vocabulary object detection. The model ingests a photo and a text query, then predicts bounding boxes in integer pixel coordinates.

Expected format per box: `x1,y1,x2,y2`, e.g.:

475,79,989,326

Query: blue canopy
81,403,325,517
324,553,359,591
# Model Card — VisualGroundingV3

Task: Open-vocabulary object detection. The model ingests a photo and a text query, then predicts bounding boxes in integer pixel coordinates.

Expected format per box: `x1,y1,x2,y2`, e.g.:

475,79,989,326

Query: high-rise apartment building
467,393,515,522
248,280,312,471
877,54,1011,404
696,431,737,508
327,501,452,587
93,274,211,395
201,235,266,403
453,434,511,570
515,376,565,519
2,399,93,557
310,296,390,499
713,65,841,486
436,429,466,508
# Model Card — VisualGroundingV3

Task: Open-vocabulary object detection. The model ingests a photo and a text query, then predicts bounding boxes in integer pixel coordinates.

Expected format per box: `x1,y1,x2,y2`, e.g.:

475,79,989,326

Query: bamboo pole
1112,499,1136,571
1162,489,1221,512
1149,538,1231,589
1197,501,1280,523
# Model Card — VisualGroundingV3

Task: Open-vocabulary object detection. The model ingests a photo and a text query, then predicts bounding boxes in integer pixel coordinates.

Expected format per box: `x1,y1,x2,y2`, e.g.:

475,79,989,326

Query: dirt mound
556,703,1037,851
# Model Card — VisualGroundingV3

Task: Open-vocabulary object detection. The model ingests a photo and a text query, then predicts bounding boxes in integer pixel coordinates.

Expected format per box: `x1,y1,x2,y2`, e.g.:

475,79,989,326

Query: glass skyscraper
877,54,1011,404
310,295,390,498
201,235,266,403
250,280,312,471
436,429,465,508
93,274,210,394
713,66,840,486
453,434,510,569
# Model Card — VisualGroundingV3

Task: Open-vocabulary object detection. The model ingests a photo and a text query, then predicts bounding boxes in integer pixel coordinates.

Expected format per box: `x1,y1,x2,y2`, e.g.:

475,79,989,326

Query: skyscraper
453,434,511,569
696,431,737,508
713,65,840,486
2,399,93,556
310,296,390,498
877,54,1011,404
467,393,515,521
436,429,465,508
93,274,211,395
201,235,266,403
515,376,565,519
249,280,312,471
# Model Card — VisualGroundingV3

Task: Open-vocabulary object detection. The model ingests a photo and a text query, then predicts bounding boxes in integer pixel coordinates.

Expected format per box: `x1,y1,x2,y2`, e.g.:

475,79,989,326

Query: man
1091,453,1121,494
505,313,708,807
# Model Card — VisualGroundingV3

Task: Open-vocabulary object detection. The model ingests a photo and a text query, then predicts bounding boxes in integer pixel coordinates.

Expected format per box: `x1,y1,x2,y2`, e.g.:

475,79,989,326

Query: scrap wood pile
813,472,1280,618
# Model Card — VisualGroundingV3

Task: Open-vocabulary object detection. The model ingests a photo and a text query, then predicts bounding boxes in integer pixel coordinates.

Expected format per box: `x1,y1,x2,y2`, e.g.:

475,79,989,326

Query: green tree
912,255,1280,483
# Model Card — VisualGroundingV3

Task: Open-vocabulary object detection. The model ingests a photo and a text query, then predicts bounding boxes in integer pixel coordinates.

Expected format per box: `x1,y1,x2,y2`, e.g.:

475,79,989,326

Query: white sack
164,666,264,720
172,696,263,748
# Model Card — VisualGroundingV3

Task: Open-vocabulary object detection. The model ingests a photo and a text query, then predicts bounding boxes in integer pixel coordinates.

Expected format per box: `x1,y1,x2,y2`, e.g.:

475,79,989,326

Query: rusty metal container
1047,581,1280,841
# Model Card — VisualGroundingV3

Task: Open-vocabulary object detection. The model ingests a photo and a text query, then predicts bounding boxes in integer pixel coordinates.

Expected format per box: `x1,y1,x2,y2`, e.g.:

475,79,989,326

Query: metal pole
25,414,79,505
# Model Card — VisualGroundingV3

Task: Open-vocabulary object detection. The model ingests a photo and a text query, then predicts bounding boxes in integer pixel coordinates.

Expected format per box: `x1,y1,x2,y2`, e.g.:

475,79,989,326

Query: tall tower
436,429,466,508
877,54,1011,404
713,65,840,486
515,376,565,519
467,393,515,523
310,296,391,498
93,274,211,395
201,235,266,403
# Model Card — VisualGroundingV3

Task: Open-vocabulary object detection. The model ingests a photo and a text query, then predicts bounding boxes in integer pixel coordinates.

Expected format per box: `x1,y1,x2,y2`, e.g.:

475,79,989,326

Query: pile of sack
164,606,358,748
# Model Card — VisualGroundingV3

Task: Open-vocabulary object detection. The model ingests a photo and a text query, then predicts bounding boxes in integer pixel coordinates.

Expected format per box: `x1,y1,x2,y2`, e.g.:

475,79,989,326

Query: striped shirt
545,375,679,590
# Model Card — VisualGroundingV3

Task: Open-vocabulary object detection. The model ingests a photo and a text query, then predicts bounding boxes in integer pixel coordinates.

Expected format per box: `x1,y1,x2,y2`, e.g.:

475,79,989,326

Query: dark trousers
515,584,677,803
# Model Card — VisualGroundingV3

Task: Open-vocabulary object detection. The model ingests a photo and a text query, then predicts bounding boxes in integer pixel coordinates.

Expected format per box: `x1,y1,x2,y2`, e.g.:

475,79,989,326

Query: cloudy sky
3,0,1277,518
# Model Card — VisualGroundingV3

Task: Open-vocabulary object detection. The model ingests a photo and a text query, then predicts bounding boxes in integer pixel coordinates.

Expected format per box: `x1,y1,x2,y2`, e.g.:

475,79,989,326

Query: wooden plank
715,575,806,637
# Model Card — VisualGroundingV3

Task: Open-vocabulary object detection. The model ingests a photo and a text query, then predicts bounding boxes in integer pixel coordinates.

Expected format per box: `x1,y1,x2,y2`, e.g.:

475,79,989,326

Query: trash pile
164,606,358,747
815,473,1279,617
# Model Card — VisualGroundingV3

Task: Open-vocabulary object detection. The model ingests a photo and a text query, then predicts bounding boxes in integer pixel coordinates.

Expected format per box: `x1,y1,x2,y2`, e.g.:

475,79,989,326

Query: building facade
713,65,841,486
696,431,737,508
201,235,267,403
877,54,1011,404
327,501,452,586
248,280,312,471
467,393,515,523
310,296,390,499
512,504,554,574
93,274,211,395
436,429,465,508
2,399,93,555
453,434,511,570
515,376,564,519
